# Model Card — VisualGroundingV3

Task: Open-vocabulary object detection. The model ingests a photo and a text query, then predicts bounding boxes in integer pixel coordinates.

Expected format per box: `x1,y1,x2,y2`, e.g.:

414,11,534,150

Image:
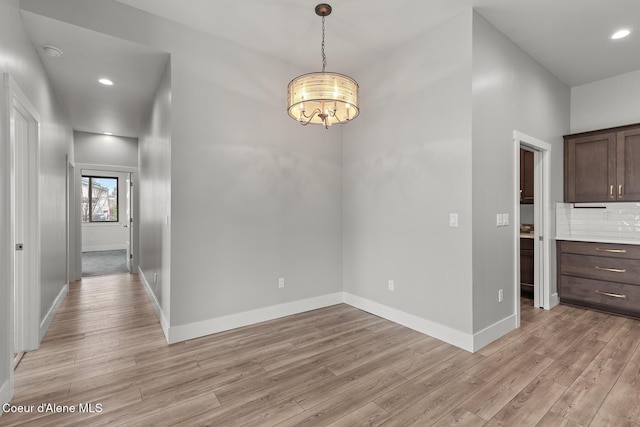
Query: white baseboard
550,292,560,308
168,293,344,344
39,284,68,343
138,267,169,342
472,313,517,352
344,293,476,352
82,245,127,252
0,377,12,409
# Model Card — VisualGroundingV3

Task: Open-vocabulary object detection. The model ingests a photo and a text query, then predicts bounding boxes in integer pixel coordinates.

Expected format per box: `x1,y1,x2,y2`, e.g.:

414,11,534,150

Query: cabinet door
565,132,616,202
617,127,640,201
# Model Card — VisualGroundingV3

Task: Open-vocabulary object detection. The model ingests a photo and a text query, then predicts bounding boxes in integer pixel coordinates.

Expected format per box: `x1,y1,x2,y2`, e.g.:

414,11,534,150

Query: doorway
514,131,552,327
80,171,132,276
73,165,137,280
6,73,41,367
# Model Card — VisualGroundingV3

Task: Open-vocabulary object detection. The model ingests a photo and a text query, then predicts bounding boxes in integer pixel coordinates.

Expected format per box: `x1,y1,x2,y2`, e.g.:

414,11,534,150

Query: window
82,176,118,222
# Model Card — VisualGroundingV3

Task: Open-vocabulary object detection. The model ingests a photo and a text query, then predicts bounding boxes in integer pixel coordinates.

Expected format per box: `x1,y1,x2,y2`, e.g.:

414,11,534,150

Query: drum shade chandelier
287,3,359,129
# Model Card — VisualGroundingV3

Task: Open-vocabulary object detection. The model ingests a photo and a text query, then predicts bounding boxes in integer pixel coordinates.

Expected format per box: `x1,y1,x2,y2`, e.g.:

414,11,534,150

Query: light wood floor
3,274,640,426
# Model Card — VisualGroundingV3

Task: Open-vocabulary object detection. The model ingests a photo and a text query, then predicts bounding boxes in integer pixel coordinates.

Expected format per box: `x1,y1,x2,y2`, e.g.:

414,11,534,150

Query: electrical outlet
498,289,504,303
388,280,395,291
278,277,285,288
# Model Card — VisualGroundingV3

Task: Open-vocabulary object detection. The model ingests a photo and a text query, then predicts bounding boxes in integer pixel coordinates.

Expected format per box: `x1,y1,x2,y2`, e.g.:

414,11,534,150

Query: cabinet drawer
559,253,640,285
559,275,640,315
558,240,640,260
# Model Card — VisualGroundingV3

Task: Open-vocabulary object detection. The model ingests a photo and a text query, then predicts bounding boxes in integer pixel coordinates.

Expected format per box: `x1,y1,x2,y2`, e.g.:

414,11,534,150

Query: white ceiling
20,0,640,138
21,10,169,138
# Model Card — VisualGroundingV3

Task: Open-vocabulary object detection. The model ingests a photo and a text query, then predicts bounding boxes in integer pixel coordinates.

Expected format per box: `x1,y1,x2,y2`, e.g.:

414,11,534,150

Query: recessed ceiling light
103,132,113,136
98,78,114,86
611,29,631,40
42,45,63,58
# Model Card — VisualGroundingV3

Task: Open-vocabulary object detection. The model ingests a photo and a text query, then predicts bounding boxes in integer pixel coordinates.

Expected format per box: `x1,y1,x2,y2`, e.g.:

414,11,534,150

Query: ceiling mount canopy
287,3,359,129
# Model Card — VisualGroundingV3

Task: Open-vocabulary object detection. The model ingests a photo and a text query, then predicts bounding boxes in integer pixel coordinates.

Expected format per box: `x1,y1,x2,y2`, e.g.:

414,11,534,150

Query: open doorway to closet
514,131,553,327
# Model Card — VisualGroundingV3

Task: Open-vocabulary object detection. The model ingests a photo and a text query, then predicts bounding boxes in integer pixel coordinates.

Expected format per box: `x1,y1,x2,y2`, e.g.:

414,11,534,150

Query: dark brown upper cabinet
520,148,534,204
564,124,640,202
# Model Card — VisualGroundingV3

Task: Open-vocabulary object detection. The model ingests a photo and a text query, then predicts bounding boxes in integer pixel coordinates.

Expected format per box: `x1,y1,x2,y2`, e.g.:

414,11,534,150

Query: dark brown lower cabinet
520,238,534,297
558,240,640,318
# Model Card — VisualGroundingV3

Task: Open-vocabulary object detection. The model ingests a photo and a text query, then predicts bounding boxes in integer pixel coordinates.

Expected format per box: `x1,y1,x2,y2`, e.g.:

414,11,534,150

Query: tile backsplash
556,202,640,243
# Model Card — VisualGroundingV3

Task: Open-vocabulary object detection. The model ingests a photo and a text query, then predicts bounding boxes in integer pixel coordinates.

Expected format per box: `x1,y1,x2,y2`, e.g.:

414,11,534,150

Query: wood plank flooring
2,274,640,426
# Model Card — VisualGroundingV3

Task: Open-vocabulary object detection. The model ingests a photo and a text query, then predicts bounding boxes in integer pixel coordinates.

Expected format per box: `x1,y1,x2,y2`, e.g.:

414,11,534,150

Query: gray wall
74,130,138,167
22,0,344,329
471,12,570,332
570,69,640,133
343,11,474,335
139,60,171,318
0,0,73,405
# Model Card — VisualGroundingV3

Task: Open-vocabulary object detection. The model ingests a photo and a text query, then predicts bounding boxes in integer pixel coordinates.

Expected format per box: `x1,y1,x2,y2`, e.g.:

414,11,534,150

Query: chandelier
287,3,359,129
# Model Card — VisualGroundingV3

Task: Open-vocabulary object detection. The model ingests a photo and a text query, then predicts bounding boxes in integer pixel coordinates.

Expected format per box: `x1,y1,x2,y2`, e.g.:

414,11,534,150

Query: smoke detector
43,45,63,57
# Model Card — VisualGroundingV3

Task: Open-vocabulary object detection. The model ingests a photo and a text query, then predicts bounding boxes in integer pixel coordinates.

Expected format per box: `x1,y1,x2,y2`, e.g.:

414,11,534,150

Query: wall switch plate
498,289,504,303
449,213,459,227
388,280,394,291
278,277,285,288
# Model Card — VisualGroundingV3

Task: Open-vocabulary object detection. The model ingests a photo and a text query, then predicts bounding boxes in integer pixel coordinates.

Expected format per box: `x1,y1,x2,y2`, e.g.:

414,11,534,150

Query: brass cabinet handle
595,266,627,273
619,184,623,199
610,185,614,199
595,290,627,299
596,247,627,254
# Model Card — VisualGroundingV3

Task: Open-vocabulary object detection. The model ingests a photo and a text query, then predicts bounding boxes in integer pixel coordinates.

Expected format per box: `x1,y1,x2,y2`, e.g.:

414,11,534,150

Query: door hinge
130,254,133,259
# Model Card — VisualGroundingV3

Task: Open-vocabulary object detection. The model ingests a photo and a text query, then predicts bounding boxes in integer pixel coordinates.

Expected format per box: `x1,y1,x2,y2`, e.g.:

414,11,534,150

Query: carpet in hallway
82,249,128,276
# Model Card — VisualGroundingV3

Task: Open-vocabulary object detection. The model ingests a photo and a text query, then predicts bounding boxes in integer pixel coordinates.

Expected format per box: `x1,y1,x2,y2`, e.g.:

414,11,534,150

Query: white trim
472,313,517,351
550,292,559,308
168,293,345,344
513,131,553,329
6,73,41,355
39,284,68,342
344,293,475,352
138,267,169,342
0,377,12,408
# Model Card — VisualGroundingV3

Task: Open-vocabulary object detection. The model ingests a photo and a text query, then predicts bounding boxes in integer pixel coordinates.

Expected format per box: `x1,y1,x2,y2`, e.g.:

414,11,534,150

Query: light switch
449,213,459,227
496,214,503,227
503,213,509,226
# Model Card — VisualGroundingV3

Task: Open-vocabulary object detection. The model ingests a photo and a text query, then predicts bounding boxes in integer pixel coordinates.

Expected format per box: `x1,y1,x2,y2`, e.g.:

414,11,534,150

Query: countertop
555,236,640,245
520,232,534,239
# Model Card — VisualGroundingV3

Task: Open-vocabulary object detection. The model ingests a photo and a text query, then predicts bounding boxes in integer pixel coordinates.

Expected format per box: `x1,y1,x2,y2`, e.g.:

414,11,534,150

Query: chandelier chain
321,15,327,72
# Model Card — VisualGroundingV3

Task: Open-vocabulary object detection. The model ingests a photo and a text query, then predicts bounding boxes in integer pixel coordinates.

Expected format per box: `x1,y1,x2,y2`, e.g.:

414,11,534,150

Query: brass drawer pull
595,290,627,299
595,247,627,254
619,184,623,199
595,266,627,273
609,185,614,199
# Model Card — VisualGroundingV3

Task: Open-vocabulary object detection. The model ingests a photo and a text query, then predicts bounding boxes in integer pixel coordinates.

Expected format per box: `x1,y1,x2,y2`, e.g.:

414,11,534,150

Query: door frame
513,131,552,327
5,73,42,360
73,163,139,280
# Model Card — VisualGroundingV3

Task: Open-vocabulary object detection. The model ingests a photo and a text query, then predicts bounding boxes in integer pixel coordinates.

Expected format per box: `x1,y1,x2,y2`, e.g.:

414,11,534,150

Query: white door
13,107,28,362
8,74,41,362
126,175,133,273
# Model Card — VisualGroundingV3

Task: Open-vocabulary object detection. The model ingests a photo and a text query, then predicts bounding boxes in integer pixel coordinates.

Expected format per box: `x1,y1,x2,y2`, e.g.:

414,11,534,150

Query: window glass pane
81,176,118,222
